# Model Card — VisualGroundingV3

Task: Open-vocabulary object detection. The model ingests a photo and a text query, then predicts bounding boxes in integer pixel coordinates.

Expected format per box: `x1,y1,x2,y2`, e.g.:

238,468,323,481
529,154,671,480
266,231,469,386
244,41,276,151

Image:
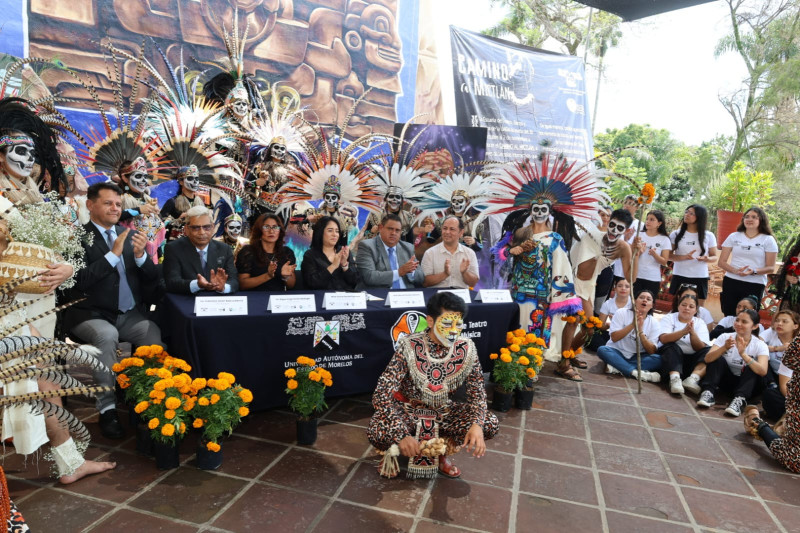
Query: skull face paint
386,187,403,211
225,220,243,239
530,201,551,224
125,158,149,194
180,165,200,192
606,219,627,243
1,135,36,180
270,143,287,162
450,194,467,215
324,193,340,210
432,311,465,347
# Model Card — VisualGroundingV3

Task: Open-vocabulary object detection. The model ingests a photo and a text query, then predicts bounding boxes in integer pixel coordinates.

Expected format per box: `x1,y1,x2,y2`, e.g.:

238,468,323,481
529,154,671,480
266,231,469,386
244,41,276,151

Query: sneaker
682,375,701,395
606,364,622,375
669,375,685,394
645,371,661,383
725,396,747,417
697,390,715,408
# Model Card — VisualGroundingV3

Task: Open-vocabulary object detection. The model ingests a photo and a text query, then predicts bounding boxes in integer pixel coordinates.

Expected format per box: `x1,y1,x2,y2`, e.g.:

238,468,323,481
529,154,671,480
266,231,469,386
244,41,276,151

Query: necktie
105,230,134,312
388,247,401,289
199,249,207,275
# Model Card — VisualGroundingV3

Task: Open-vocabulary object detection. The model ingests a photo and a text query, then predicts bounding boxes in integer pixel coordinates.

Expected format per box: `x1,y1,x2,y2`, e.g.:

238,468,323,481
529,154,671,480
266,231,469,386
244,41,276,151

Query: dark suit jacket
162,237,239,294
356,237,424,289
301,248,361,291
63,222,160,331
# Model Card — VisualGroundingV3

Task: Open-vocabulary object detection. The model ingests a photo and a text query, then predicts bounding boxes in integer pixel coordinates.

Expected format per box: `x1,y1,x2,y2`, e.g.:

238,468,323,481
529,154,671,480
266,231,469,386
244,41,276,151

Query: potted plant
192,372,253,470
490,329,545,412
284,356,333,445
709,162,774,245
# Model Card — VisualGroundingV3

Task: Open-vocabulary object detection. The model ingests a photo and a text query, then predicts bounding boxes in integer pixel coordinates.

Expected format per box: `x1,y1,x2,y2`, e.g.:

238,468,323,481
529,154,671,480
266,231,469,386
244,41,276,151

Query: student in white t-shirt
697,309,769,417
671,284,716,333
657,294,712,395
668,204,718,307
761,310,800,374
717,207,779,317
710,296,764,339
633,210,671,298
596,290,662,382
589,277,632,352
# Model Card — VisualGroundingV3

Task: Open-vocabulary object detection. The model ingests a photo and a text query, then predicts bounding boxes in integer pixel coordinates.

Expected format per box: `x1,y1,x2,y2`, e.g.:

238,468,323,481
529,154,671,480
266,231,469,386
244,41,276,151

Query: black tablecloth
164,289,519,411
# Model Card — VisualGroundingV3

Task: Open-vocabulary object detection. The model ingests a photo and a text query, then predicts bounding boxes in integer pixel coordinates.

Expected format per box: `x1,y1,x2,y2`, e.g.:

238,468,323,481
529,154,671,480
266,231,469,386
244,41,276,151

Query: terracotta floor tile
260,448,356,496
580,383,635,405
88,508,199,533
599,472,688,522
532,375,581,397
767,501,800,533
309,421,371,458
722,439,788,473
665,455,753,495
515,494,603,533
530,391,584,416
323,399,375,427
592,443,669,481
457,450,515,489
578,366,630,389
519,458,597,505
605,511,694,532
490,425,520,454
129,467,248,523
213,483,327,532
337,461,430,513
682,486,781,533
634,390,696,414
2,444,109,484
61,449,166,503
314,501,414,532
235,409,299,443
740,468,800,506
583,399,643,425
587,418,654,450
414,520,477,533
16,489,114,532
704,417,750,440
653,430,726,462
5,478,42,502
423,478,511,533
489,404,525,428
524,409,586,439
644,410,710,436
522,432,592,467
187,436,287,478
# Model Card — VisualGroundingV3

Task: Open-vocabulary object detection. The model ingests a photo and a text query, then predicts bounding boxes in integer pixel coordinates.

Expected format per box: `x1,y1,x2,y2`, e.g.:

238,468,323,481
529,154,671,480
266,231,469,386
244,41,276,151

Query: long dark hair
676,294,699,317
311,216,343,251
673,204,708,256
735,206,774,236
634,289,656,316
775,233,800,301
647,210,668,237
737,308,761,331
248,213,286,266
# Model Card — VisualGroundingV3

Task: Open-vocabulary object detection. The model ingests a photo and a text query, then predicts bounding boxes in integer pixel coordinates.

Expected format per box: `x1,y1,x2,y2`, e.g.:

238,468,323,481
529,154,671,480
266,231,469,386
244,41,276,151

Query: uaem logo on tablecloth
390,311,428,350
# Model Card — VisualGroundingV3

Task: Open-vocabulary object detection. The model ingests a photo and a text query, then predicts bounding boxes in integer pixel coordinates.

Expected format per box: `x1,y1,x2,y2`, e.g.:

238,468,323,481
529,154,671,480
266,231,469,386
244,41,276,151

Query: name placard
322,292,367,310
194,296,248,317
437,288,472,303
267,294,317,313
385,291,426,308
476,289,513,303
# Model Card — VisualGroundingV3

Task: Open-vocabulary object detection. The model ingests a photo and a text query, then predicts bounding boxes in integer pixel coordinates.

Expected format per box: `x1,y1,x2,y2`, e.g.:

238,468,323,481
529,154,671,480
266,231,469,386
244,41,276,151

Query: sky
437,0,746,146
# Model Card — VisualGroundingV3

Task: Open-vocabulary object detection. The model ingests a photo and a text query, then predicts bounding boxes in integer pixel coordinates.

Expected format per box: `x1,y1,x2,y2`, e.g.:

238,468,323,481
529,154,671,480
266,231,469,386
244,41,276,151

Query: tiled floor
5,347,800,533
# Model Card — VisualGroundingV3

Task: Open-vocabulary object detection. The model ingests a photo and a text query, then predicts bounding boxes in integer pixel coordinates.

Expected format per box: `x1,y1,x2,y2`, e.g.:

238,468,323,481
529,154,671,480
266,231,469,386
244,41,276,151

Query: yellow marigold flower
526,368,537,378
562,349,575,359
500,354,513,363
514,329,526,337
116,374,130,389
308,371,321,382
319,369,332,380
323,379,333,387
183,399,195,412
198,397,210,406
151,345,164,356
526,347,535,356
500,347,510,356
510,344,520,352
148,418,159,429
161,423,175,436
525,333,537,343
152,398,162,405
536,338,546,346
210,394,220,405
193,418,204,428
284,368,297,378
111,363,123,373
134,401,149,414
218,372,236,385
214,379,230,391
164,397,181,410
576,347,583,354
164,409,176,420
238,389,253,403
130,357,144,367
179,422,186,434
145,368,157,376
518,356,530,366
191,378,207,390
238,407,250,417
287,379,298,390
489,353,499,360
206,441,221,452
153,379,168,391
513,336,525,345
156,368,172,379
135,346,152,357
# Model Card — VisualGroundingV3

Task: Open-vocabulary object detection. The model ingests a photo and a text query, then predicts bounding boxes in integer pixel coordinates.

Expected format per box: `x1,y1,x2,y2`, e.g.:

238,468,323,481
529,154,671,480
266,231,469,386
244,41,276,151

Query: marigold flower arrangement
490,329,546,392
135,358,196,445
285,356,334,420
192,372,253,452
638,183,656,204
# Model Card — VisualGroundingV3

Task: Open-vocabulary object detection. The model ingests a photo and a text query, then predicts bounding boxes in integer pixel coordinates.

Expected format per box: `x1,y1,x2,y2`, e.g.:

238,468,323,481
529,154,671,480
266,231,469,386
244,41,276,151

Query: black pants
701,357,763,399
588,330,610,352
658,343,709,378
720,276,765,317
634,279,662,299
762,387,787,421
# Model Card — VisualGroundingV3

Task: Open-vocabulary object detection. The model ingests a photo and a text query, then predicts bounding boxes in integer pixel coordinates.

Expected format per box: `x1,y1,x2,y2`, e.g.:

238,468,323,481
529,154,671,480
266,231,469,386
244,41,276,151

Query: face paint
432,311,464,347
225,220,242,239
530,202,551,224
386,188,403,211
270,143,287,161
1,136,36,179
606,219,627,242
450,194,467,215
324,193,340,209
181,165,200,192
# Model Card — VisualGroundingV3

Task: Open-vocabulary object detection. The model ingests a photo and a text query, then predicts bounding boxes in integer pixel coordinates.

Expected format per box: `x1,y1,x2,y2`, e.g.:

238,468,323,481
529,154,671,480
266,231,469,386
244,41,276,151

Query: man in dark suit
162,206,239,294
66,182,164,439
356,213,423,290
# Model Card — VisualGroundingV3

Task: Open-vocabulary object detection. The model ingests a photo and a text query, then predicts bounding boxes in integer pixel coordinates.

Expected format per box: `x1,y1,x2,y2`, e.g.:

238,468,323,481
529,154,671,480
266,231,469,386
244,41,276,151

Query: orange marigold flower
198,397,210,406
206,441,221,452
164,409,176,420
179,422,186,434
500,347,510,356
134,401,149,414
218,372,236,385
287,379,298,390
214,380,230,391
116,374,130,389
210,394,220,405
145,368,157,376
284,368,297,378
513,336,525,345
562,350,575,359
323,379,333,387
526,368,537,378
489,353,499,360
191,378,207,390
308,371,321,382
514,329,526,337
238,407,250,417
518,356,530,366
161,423,175,436
193,418,204,428
134,346,152,357
500,354,513,363
151,345,164,356
148,418,159,429
576,347,583,355
525,333,538,343
111,363,123,373
238,389,254,403
165,397,181,410
510,344,520,352
526,347,535,356
536,338,546,346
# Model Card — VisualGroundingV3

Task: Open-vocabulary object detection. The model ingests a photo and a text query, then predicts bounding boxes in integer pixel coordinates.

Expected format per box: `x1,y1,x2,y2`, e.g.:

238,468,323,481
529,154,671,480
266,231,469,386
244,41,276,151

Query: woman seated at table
596,290,662,382
302,216,361,291
236,213,297,291
658,293,711,395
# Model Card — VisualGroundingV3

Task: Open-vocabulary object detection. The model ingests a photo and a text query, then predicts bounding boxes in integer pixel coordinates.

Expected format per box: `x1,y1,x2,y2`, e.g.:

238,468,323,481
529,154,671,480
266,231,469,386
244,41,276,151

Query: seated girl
760,310,800,420
596,290,662,382
657,294,711,395
710,296,764,339
589,277,632,354
672,283,716,332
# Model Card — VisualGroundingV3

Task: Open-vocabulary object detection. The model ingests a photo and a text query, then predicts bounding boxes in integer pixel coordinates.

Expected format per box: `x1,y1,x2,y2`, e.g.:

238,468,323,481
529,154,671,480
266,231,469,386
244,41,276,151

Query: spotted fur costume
367,331,499,478
769,336,800,473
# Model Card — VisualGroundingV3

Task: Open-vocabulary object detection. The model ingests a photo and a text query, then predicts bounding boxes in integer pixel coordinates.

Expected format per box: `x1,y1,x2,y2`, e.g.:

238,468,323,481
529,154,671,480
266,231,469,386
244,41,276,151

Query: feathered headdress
414,172,492,224
246,84,306,156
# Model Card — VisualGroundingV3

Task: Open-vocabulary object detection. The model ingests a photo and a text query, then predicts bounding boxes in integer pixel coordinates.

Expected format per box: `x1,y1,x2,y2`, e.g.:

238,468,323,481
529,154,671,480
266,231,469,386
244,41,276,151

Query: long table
164,289,519,411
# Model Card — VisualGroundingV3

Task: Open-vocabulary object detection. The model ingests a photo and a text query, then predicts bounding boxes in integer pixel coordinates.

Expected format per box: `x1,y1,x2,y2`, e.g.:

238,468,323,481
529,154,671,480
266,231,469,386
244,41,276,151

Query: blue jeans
597,346,662,377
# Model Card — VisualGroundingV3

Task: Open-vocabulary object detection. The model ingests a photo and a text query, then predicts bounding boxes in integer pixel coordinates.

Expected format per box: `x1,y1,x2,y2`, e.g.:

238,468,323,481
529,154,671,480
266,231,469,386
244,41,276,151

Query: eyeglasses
262,225,281,232
678,283,698,291
187,224,213,232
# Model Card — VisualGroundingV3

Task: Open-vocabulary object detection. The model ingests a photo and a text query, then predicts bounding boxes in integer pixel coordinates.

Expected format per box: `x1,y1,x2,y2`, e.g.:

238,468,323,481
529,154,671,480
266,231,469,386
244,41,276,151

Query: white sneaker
645,371,661,383
697,390,715,408
669,375,685,394
725,396,747,417
682,375,701,395
606,364,622,375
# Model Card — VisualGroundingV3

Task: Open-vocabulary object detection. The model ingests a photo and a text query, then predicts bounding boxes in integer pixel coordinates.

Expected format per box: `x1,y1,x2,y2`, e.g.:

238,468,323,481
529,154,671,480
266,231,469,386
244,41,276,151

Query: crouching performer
367,292,499,479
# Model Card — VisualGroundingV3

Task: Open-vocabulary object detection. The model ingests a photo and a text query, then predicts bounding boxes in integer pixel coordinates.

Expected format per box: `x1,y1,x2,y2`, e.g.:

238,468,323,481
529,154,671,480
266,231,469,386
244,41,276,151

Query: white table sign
385,291,426,308
322,292,367,310
267,294,317,313
437,288,472,303
194,296,248,317
476,289,513,303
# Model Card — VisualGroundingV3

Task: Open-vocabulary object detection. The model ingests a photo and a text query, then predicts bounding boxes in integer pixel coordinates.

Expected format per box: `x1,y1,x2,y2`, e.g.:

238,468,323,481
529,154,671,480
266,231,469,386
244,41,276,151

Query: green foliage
285,357,332,419
708,161,775,213
193,382,250,447
767,206,800,256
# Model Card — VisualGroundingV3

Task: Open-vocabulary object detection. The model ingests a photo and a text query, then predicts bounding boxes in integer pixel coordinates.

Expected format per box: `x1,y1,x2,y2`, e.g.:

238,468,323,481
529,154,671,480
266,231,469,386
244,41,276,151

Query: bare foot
59,459,117,484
